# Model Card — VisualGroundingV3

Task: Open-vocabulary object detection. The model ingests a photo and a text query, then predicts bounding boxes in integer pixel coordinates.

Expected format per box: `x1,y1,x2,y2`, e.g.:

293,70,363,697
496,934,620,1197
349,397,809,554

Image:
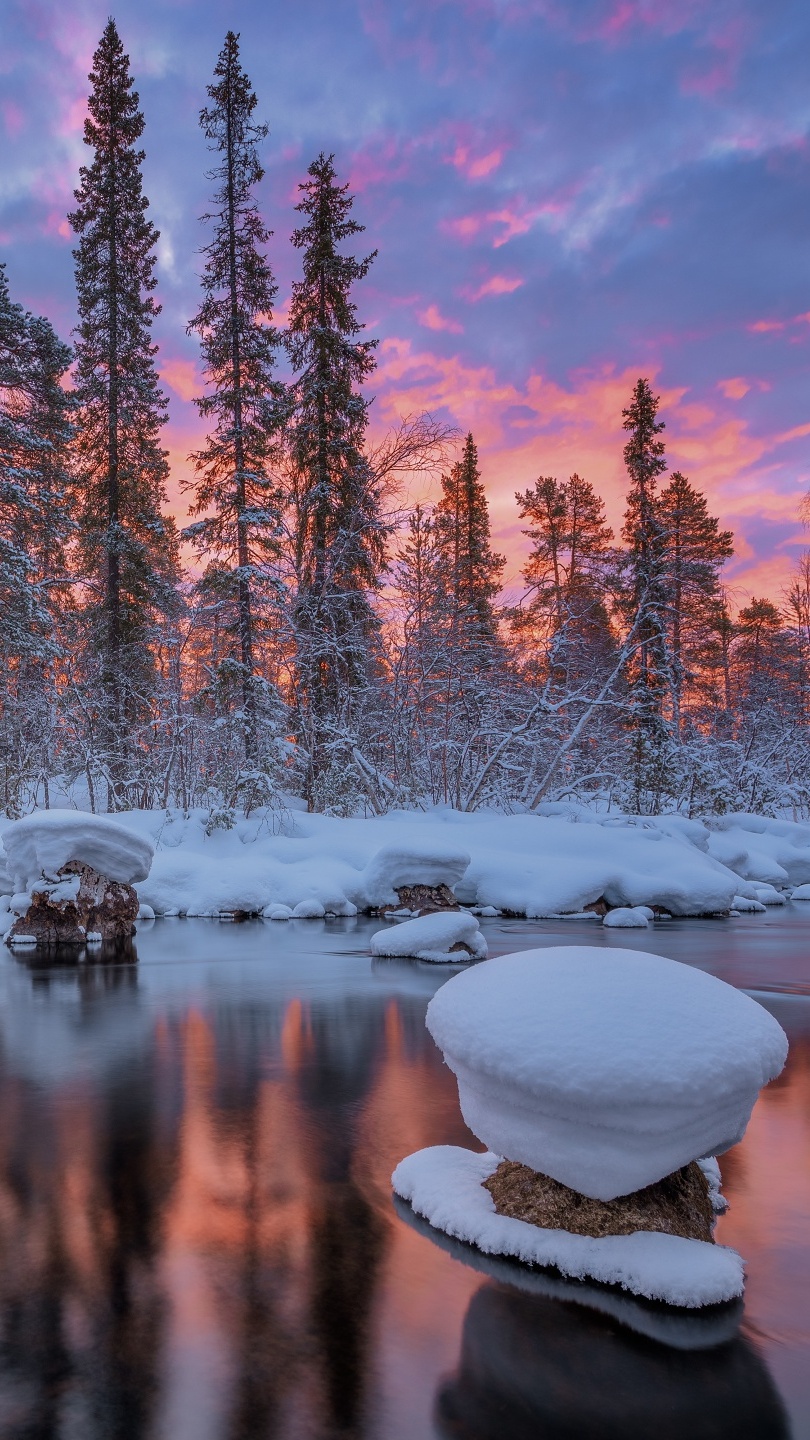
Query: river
0,909,806,1438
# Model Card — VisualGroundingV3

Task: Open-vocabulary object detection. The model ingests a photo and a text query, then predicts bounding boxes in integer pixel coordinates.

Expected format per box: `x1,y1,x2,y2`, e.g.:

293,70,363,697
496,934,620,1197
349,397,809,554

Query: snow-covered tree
69,19,179,806
186,31,288,783
285,152,386,808
434,433,505,659
0,266,74,813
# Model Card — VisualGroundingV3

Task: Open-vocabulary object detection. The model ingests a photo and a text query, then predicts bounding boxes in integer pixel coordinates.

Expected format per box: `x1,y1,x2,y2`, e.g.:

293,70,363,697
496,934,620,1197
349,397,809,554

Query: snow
791,884,810,900
602,906,650,928
263,904,293,920
2,802,808,921
360,842,471,907
292,899,325,918
732,895,766,913
2,809,154,889
371,910,487,963
392,1145,745,1308
425,946,787,1199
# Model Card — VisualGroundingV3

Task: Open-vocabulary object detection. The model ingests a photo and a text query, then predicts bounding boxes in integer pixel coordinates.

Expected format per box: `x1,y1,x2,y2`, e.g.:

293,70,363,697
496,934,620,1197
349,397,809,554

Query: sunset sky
2,0,808,605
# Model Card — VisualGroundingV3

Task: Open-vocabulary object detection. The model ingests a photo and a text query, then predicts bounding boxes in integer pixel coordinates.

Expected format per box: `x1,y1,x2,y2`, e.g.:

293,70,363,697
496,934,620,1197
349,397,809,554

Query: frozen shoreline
1,804,809,922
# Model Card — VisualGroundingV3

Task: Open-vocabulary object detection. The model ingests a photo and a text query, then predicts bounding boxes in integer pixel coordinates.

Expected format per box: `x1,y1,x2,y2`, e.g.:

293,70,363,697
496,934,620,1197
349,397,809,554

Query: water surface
0,909,806,1438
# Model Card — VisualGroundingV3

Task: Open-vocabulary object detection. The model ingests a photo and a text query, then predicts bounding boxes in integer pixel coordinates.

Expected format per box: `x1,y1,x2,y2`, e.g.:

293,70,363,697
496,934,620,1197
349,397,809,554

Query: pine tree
619,378,673,809
514,471,614,683
285,152,385,807
186,31,287,777
69,19,179,806
654,471,733,730
433,433,505,657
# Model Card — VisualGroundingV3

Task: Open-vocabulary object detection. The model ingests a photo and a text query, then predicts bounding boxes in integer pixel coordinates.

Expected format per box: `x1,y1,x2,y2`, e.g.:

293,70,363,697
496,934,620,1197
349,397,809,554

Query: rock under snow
263,903,293,920
3,810,154,890
732,895,767,913
371,910,488,963
791,884,810,901
425,946,787,1199
360,842,470,910
392,1146,745,1307
603,906,650,928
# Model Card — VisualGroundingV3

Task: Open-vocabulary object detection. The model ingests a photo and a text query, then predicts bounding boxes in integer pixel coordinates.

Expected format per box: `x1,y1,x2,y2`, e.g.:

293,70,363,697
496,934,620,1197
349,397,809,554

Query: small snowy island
2,810,154,948
393,945,788,1307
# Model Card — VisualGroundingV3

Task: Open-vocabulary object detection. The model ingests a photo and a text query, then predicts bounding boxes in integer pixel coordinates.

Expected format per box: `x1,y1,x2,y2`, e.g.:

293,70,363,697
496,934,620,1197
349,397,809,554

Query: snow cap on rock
4,810,154,888
603,907,650,928
361,843,470,908
371,910,487,963
426,946,787,1200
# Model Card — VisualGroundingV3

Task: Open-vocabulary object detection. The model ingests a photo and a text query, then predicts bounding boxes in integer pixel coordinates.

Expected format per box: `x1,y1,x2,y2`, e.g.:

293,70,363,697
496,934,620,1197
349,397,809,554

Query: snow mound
392,1146,744,1308
360,843,470,908
752,884,786,905
707,813,810,888
292,899,325,918
603,907,650,928
4,809,154,888
791,884,810,901
371,910,487,963
426,946,787,1200
263,904,293,920
732,895,767,913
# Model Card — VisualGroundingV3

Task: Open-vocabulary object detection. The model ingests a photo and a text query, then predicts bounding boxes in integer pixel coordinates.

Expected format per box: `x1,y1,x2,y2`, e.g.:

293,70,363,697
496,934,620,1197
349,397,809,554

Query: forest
1,20,809,823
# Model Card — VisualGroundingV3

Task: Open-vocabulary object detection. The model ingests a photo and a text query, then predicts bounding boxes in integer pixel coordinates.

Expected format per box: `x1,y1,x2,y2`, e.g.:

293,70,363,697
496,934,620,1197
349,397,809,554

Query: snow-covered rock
732,895,767,913
360,842,470,909
292,899,325,919
706,813,810,887
791,883,810,901
370,910,487,963
392,1145,746,1307
425,946,787,1199
3,809,154,890
263,903,293,920
603,907,650,928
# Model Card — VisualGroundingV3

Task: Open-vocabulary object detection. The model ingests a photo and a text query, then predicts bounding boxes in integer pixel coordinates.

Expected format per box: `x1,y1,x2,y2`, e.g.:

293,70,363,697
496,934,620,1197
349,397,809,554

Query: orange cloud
372,338,806,604
416,304,464,333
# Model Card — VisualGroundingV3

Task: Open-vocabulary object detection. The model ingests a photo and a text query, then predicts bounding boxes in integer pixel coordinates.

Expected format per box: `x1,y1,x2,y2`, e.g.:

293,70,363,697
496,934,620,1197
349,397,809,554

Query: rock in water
2,810,154,949
483,1158,715,1243
7,862,139,946
393,882,459,914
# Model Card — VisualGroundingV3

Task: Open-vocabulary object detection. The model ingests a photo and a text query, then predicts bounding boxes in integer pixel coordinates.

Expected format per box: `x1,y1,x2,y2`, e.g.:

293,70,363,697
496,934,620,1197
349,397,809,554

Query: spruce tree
655,471,733,730
619,379,673,808
286,153,385,806
186,32,287,776
433,433,505,657
69,19,179,807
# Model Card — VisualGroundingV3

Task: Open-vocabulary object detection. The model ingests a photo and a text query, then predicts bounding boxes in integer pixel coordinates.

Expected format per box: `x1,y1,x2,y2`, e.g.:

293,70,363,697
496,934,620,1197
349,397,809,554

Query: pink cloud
449,145,505,180
718,377,750,400
161,357,201,404
465,274,525,301
417,304,464,333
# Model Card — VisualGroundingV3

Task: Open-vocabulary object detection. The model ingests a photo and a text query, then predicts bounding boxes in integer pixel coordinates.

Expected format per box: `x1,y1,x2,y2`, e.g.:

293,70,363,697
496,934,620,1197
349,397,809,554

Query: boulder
6,862,139,947
483,1158,715,1243
393,881,460,915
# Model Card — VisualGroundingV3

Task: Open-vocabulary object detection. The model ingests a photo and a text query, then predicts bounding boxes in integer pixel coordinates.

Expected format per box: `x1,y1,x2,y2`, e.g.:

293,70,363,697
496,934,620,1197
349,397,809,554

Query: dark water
0,909,807,1439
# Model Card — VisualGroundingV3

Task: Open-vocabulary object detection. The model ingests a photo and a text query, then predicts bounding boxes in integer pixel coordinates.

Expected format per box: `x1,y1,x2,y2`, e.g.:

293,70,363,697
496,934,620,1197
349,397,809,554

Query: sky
1,0,809,605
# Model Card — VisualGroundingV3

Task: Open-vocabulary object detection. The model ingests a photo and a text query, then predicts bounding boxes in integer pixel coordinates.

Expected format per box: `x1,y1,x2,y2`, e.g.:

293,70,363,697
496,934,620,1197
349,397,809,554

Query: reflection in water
0,921,803,1439
436,1280,790,1440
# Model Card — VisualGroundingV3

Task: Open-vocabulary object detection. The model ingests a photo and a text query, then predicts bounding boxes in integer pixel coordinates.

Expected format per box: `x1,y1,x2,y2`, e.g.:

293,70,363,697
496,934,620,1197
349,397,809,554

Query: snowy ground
1,804,809,920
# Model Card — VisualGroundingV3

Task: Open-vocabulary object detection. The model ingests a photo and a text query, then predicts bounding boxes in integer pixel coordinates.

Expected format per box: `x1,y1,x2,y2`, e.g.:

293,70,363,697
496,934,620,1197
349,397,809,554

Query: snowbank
425,947,787,1199
1,803,807,921
706,813,810,887
371,911,487,963
3,809,153,890
392,1146,745,1307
